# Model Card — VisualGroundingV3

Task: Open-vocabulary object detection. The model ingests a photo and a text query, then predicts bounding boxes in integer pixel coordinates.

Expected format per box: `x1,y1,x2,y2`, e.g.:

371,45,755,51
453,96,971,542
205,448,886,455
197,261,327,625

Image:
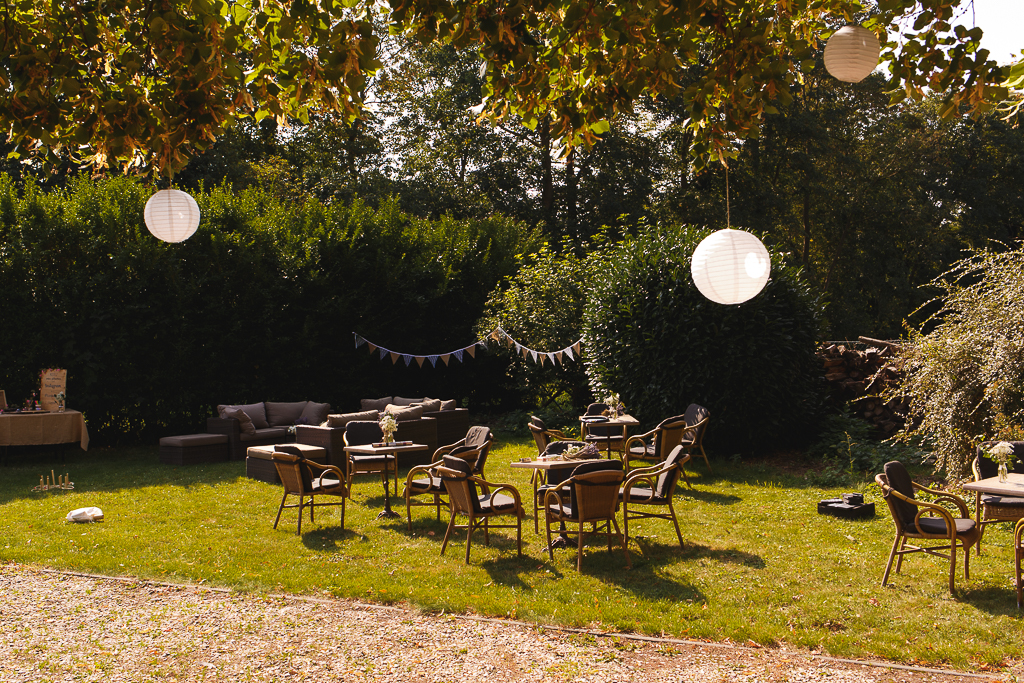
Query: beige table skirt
0,410,89,450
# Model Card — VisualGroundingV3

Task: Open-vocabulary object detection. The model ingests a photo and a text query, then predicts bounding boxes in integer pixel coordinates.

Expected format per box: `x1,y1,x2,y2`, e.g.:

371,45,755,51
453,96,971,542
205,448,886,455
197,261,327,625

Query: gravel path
0,562,1014,682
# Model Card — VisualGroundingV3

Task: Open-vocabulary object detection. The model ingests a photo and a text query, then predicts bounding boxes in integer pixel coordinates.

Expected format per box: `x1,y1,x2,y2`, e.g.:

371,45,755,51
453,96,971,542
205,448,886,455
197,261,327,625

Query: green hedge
583,225,824,455
0,175,538,445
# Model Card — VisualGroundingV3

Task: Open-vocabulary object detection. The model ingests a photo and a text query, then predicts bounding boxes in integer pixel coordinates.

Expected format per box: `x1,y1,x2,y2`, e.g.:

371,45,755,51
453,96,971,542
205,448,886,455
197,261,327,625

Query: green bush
806,411,925,486
0,174,538,444
583,224,824,455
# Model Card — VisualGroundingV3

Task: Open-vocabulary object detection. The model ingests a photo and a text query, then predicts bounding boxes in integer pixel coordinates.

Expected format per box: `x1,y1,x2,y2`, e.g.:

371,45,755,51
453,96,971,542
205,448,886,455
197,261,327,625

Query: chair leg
894,536,908,575
546,516,555,562
440,509,457,556
881,534,902,586
614,517,630,569
340,495,346,530
949,538,958,593
309,494,315,524
273,491,289,530
484,517,490,546
622,502,630,552
668,500,684,547
516,514,522,556
678,466,694,490
296,496,305,536
465,518,475,564
699,445,711,473
577,521,584,572
963,539,971,581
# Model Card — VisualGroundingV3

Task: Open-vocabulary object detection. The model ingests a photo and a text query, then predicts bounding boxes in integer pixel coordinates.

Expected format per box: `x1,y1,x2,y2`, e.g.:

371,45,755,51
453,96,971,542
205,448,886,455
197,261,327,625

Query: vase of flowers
985,441,1017,483
379,410,398,444
603,392,625,420
55,391,66,413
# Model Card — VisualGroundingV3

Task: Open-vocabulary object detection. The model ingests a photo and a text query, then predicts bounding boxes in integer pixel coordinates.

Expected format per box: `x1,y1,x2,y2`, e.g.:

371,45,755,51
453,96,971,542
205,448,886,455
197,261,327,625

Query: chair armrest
207,417,240,436
682,416,710,438
432,438,468,461
305,461,346,480
912,482,970,517
542,481,573,508
547,429,572,441
883,483,960,537
405,463,439,488
623,467,667,495
475,479,522,509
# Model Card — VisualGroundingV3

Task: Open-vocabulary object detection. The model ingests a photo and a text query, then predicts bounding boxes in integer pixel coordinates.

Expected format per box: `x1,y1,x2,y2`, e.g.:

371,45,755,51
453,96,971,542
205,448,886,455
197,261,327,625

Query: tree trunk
539,117,554,228
565,147,578,241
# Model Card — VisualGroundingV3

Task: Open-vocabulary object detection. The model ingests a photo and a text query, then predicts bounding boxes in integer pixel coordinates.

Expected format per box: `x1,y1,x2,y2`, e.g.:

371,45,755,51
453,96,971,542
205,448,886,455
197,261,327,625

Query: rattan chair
875,460,981,593
620,445,690,548
623,414,690,475
678,404,712,473
271,449,348,535
528,416,571,455
436,455,524,564
404,426,493,530
343,421,398,496
543,460,629,571
581,403,627,457
528,440,588,533
1014,518,1024,609
971,441,1024,555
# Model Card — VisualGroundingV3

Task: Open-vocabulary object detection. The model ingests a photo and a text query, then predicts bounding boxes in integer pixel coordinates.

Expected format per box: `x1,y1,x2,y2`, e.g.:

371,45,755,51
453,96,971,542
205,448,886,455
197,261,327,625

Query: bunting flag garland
353,327,584,369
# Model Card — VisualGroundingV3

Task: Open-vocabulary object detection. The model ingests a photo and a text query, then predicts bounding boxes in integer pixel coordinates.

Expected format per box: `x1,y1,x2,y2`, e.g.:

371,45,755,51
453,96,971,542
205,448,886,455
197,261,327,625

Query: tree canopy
0,0,1013,175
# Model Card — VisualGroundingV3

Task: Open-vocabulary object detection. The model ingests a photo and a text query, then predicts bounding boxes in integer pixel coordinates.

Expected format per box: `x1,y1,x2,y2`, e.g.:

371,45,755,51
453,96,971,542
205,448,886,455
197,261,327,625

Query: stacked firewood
818,337,909,438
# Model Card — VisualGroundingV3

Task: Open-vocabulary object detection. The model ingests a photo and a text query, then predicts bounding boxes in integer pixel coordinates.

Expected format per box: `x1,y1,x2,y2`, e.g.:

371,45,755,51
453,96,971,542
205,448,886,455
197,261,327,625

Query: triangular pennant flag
514,342,522,354
538,354,546,367
428,355,438,367
564,345,574,361
368,343,377,353
441,354,451,365
547,352,555,365
354,334,365,348
531,350,538,363
454,349,463,362
490,329,502,342
555,351,564,364
522,347,529,359
466,345,476,358
389,352,399,364
379,348,388,360
415,356,425,367
402,354,413,366
573,342,581,355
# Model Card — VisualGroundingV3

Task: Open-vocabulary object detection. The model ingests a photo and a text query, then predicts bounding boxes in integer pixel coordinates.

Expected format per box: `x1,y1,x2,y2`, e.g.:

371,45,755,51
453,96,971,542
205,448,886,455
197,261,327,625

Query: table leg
377,455,400,520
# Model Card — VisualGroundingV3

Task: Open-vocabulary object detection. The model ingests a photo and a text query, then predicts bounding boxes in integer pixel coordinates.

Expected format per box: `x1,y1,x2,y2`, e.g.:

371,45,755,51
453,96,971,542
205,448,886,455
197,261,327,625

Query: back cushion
464,426,491,449
360,397,393,412
392,396,424,407
417,398,442,412
219,402,269,429
265,401,309,427
298,401,331,426
221,406,256,436
384,404,424,421
327,410,380,429
345,421,383,446
656,446,686,498
440,399,457,411
883,461,919,527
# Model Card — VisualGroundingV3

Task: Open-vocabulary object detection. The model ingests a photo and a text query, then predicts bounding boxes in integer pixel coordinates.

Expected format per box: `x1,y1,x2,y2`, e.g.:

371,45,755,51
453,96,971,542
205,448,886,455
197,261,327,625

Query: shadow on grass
301,524,365,550
956,584,1024,617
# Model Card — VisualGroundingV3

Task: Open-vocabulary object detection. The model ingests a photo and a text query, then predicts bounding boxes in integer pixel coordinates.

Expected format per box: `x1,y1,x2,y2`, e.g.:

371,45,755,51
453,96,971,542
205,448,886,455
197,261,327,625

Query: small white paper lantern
690,228,771,305
824,24,881,83
144,189,200,242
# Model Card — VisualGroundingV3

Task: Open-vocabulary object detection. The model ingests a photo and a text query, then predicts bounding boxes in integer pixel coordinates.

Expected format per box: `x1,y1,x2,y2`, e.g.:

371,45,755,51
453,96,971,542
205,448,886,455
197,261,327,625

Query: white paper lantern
824,25,881,83
690,228,771,305
144,189,200,242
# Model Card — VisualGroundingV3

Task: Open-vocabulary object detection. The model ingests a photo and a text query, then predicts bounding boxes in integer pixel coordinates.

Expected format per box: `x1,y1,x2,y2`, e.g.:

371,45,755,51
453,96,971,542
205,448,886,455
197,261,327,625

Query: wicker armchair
528,416,571,455
581,403,627,457
271,449,347,535
971,441,1024,555
1015,518,1024,609
678,404,712,473
436,455,524,564
620,445,690,548
623,414,689,475
403,426,493,530
875,460,981,593
343,421,398,496
543,460,629,571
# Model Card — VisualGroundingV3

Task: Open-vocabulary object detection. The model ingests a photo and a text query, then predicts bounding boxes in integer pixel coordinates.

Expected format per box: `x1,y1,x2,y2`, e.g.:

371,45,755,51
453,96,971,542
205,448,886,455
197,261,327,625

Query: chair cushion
907,516,978,537
409,476,443,493
265,401,308,427
883,461,919,528
327,410,379,429
384,404,424,421
620,485,667,505
543,440,585,456
981,495,1024,507
655,445,688,498
311,475,344,492
480,493,518,514
440,399,457,411
350,453,395,466
345,421,383,446
220,407,256,436
219,402,269,429
464,425,491,450
569,460,622,514
360,397,393,412
392,396,424,406
240,427,290,442
299,401,331,426
683,403,710,441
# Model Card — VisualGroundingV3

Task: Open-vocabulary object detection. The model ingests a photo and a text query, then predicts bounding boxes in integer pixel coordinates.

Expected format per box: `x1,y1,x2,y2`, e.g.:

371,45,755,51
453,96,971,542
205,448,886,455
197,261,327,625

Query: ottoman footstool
247,443,327,484
159,433,230,465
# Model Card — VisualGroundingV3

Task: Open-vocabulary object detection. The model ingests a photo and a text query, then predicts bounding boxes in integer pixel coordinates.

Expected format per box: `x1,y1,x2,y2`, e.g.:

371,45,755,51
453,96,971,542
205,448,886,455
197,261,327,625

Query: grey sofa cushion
440,399,457,411
361,397,393,412
298,401,330,426
384,404,424,421
265,401,308,427
221,406,256,435
393,396,424,406
239,427,290,442
219,402,269,429
416,398,442,412
327,410,380,429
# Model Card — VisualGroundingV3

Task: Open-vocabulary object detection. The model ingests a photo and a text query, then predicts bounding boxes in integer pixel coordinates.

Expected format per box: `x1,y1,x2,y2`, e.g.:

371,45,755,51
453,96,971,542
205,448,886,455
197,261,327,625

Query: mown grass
0,436,1020,672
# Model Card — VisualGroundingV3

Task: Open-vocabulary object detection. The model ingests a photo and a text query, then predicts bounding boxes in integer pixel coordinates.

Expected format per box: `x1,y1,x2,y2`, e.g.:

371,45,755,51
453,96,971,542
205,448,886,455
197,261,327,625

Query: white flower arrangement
986,441,1018,468
379,411,398,442
561,442,600,460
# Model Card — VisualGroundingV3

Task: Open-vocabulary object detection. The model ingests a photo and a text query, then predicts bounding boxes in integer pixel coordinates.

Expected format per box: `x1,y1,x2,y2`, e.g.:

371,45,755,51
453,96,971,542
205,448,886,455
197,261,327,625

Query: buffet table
0,410,89,450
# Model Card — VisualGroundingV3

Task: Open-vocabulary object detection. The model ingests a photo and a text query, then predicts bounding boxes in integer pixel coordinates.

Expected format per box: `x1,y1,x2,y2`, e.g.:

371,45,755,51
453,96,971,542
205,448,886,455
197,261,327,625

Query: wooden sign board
39,368,66,411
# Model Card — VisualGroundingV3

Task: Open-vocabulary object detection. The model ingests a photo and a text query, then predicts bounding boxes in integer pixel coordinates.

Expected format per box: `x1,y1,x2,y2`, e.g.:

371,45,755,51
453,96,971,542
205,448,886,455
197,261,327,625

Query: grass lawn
0,435,1020,673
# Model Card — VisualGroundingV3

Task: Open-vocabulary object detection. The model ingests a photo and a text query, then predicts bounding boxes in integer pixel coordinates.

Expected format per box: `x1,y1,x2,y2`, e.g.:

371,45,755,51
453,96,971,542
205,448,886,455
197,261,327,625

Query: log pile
818,337,909,438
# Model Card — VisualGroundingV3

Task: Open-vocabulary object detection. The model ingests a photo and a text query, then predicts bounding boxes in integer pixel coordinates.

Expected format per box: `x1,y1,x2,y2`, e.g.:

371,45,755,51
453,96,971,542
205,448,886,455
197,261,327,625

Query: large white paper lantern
690,228,771,305
824,25,880,83
144,189,200,242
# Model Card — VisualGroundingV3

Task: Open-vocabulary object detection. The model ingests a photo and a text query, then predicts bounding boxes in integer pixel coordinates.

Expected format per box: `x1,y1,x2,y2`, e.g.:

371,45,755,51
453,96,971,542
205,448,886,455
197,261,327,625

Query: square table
962,473,1024,525
344,442,427,519
579,414,638,458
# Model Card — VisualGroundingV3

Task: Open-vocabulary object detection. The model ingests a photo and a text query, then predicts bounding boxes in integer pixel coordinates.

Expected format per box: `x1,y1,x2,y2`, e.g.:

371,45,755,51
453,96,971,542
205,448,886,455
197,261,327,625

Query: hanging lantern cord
725,164,731,229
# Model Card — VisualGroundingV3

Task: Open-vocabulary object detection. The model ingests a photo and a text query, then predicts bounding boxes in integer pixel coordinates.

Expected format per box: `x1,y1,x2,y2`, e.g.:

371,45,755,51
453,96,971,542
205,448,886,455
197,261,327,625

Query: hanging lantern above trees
690,228,771,305
144,189,201,243
824,24,881,83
